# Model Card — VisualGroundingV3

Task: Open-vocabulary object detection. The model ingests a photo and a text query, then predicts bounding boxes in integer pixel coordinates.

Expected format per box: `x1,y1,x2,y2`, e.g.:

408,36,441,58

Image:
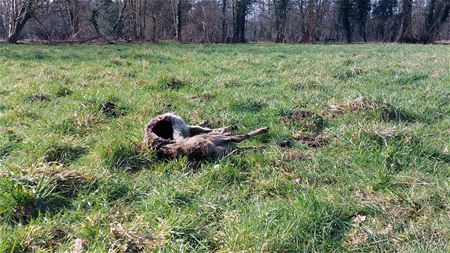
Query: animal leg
188,126,213,136
197,120,209,127
212,125,238,135
189,125,238,136
226,127,269,143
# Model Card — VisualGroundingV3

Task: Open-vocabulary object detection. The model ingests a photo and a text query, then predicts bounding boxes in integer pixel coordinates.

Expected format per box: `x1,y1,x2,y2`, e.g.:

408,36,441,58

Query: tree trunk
274,0,288,43
233,0,249,43
7,0,36,43
66,0,80,38
113,0,127,39
398,0,416,43
337,0,352,43
176,0,182,42
222,0,227,42
361,28,367,42
345,24,352,43
152,14,157,42
0,15,6,39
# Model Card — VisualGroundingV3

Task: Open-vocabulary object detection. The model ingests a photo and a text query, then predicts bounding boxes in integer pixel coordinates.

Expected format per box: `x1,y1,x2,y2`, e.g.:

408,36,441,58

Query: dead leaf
351,214,367,223
292,178,302,183
71,238,87,253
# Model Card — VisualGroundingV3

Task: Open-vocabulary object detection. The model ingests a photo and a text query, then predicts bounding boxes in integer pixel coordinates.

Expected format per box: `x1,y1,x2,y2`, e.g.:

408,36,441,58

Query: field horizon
0,43,449,252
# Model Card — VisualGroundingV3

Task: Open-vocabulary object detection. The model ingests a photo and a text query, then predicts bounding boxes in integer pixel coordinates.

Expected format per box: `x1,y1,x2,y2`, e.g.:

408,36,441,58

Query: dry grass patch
335,67,368,80
109,222,156,252
346,187,450,250
282,110,315,122
281,150,314,162
23,226,71,252
325,96,418,123
360,122,414,145
294,132,331,148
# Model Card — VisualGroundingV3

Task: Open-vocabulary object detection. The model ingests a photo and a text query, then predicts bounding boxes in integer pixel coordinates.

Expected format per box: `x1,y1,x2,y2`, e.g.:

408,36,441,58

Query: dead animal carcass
144,113,269,160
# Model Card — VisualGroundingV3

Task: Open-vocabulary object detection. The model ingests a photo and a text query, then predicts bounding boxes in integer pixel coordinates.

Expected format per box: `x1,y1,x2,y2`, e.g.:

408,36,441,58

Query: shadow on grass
0,171,96,225
230,99,267,113
381,104,420,123
43,144,87,164
98,140,152,171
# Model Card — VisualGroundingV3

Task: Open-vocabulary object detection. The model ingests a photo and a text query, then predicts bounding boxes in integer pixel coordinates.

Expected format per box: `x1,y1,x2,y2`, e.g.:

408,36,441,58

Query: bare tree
421,0,450,43
296,0,331,43
0,0,448,44
398,0,417,42
63,0,83,39
6,0,44,43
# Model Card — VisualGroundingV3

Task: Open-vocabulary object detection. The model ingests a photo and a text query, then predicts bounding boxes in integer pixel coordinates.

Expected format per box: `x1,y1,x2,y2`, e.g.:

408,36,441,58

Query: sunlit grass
0,43,449,252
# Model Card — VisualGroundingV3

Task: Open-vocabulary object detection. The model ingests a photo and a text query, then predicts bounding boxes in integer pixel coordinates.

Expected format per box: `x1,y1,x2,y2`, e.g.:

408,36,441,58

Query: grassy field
0,43,449,252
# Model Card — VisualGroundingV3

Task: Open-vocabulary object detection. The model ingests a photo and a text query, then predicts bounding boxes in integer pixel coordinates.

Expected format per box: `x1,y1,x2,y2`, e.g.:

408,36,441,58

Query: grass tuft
0,177,68,224
160,74,188,90
97,139,151,171
43,143,87,164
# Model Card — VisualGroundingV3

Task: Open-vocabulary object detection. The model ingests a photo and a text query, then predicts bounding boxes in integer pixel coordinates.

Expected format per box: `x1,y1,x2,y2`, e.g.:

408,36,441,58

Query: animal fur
144,113,269,160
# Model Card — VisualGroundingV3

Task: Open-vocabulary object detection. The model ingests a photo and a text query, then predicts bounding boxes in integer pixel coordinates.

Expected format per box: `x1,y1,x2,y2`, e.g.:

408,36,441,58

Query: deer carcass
144,113,269,160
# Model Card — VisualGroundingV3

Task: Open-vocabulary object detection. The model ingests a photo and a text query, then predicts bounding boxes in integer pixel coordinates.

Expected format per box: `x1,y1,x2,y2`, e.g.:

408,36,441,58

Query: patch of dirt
277,140,293,148
283,110,325,133
294,132,329,148
282,110,315,122
29,93,50,102
101,102,123,117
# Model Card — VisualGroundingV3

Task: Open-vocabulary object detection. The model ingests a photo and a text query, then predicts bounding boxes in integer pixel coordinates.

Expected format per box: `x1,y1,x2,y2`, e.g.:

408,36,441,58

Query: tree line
0,0,449,44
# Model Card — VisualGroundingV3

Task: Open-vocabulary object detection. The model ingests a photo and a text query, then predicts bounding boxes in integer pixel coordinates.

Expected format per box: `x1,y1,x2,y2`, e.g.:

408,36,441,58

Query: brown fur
144,113,269,160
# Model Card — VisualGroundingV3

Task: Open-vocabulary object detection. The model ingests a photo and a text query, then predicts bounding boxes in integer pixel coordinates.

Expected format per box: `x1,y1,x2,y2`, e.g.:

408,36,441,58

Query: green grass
0,43,449,252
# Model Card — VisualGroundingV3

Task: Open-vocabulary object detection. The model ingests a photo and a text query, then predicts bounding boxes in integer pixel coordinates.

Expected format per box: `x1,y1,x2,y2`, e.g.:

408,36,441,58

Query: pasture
0,43,449,252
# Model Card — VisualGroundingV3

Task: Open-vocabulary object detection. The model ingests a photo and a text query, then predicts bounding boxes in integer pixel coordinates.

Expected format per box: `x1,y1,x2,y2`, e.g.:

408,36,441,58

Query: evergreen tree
354,0,370,42
337,0,354,43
